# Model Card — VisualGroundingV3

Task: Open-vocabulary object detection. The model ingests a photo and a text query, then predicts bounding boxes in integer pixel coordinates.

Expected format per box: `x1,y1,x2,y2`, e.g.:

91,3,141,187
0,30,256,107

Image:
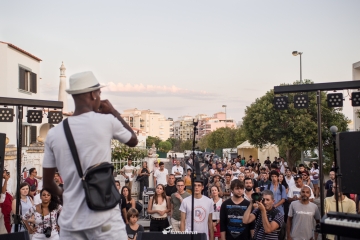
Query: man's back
43,112,131,231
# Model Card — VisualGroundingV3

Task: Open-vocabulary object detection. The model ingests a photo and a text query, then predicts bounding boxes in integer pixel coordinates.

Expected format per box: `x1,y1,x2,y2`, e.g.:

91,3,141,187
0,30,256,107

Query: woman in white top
147,184,170,231
11,182,34,233
310,162,320,198
211,186,223,240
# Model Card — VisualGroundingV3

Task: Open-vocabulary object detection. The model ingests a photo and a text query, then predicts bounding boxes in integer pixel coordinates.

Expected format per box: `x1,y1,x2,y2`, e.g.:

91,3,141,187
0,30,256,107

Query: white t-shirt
212,198,222,220
288,185,315,199
310,168,319,181
285,176,296,189
33,193,41,205
122,165,135,181
172,166,184,178
42,112,132,232
154,169,168,185
179,195,214,240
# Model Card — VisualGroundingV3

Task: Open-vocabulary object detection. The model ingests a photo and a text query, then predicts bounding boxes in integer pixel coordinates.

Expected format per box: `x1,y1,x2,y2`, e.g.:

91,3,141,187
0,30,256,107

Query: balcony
140,119,144,122
140,124,144,128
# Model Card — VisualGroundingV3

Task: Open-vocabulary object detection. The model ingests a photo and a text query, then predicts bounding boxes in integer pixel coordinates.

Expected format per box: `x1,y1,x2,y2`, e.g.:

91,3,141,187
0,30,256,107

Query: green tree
111,140,147,171
181,139,193,151
146,136,161,148
242,79,349,170
207,127,238,150
197,133,210,151
166,137,183,152
158,141,172,152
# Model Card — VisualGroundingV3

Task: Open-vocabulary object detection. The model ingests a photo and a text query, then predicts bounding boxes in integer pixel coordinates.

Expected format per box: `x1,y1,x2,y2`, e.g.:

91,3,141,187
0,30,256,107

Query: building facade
122,108,173,141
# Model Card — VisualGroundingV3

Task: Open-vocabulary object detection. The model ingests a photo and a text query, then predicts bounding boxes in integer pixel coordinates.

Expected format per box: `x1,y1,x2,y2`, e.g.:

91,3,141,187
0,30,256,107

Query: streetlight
292,51,304,163
292,51,303,83
222,105,227,126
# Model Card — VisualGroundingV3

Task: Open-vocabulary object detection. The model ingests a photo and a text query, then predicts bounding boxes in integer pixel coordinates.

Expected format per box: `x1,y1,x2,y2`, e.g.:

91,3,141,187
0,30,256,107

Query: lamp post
292,51,304,163
292,51,303,83
222,105,227,126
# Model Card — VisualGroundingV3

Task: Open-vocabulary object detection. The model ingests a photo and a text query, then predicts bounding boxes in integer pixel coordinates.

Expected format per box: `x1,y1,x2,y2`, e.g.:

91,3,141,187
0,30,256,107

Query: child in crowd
126,208,144,240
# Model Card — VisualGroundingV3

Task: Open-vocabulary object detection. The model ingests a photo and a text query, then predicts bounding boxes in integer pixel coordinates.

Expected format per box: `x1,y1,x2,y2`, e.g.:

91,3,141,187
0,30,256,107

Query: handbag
63,118,121,211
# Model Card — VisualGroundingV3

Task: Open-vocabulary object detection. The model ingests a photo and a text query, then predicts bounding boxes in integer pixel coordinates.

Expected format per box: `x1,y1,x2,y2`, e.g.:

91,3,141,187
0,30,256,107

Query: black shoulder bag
63,118,121,211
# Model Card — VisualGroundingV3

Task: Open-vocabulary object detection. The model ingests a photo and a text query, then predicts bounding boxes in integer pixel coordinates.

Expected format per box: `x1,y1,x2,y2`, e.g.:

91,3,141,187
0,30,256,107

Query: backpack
267,183,283,195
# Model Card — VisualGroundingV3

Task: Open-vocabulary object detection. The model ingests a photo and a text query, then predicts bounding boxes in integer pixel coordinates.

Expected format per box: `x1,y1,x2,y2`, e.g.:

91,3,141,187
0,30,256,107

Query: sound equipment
320,211,360,239
336,131,360,194
0,133,6,189
0,231,30,240
137,232,207,240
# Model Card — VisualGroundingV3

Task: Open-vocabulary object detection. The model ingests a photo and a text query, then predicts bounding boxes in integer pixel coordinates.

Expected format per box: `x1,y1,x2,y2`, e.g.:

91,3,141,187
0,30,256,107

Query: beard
301,195,309,201
245,187,253,192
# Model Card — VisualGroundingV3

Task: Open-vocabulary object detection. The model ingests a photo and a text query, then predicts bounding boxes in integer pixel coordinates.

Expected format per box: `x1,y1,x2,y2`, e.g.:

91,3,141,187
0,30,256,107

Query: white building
353,61,360,131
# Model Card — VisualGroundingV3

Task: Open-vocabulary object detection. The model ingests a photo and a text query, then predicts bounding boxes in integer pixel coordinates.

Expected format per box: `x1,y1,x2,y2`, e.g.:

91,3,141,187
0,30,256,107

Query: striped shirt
252,208,284,240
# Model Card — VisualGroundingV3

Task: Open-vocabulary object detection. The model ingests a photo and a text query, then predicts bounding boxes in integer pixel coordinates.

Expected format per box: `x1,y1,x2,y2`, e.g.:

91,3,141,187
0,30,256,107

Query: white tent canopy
237,141,279,163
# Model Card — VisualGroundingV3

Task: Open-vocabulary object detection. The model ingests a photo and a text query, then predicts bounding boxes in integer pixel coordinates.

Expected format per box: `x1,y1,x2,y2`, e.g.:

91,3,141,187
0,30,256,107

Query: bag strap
63,118,84,178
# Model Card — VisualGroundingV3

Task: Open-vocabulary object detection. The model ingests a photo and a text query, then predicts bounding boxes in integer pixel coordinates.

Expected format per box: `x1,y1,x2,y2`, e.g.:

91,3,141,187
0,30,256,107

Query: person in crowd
53,172,63,188
287,186,320,240
180,179,214,240
284,168,295,189
165,174,177,198
279,173,289,194
240,157,246,167
244,178,255,202
270,163,280,173
208,174,224,198
211,186,222,240
325,171,335,197
209,163,217,177
238,173,245,182
172,159,184,181
122,186,136,212
279,157,287,174
184,169,192,194
264,157,271,169
126,208,144,240
137,161,150,201
154,162,168,186
23,189,62,240
243,190,284,240
42,71,138,239
170,179,190,231
122,159,136,191
310,162,320,198
288,175,315,203
301,171,314,192
11,182,34,232
220,179,250,240
297,164,306,175
324,183,356,240
223,173,232,201
147,184,170,231
24,168,39,193
258,172,271,192
1,170,12,233
115,181,128,224
268,170,287,216
244,168,259,192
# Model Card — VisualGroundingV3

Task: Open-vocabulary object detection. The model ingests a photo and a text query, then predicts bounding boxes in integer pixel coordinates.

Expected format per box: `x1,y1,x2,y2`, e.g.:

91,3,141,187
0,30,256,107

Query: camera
43,227,52,238
251,192,264,203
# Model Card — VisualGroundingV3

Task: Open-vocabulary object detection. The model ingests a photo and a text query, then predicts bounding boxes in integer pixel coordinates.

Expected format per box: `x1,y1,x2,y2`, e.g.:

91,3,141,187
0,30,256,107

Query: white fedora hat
66,71,105,95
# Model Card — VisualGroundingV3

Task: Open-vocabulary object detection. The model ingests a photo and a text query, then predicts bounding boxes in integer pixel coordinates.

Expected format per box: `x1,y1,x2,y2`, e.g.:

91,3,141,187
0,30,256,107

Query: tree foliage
166,138,183,152
146,136,161,148
242,79,349,169
158,141,172,152
181,139,193,151
111,140,148,171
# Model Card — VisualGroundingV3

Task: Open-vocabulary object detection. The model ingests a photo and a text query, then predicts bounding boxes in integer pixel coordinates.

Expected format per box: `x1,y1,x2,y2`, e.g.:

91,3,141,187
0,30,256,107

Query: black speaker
0,231,30,240
137,232,207,240
336,131,360,194
0,133,6,189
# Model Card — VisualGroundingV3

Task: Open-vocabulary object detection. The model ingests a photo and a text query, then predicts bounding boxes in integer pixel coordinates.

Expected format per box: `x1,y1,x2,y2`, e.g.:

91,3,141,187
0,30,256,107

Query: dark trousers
150,219,170,232
139,178,149,200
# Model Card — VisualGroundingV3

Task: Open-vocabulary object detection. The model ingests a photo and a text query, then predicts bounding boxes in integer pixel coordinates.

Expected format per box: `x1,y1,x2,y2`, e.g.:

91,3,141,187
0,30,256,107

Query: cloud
102,82,213,97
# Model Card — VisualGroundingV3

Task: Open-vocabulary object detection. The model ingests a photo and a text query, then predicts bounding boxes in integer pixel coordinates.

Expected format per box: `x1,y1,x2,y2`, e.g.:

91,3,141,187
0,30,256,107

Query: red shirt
24,177,38,190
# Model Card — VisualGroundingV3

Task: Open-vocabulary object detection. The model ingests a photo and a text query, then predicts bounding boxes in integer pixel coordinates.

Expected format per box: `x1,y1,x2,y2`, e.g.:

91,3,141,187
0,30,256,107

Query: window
22,125,37,146
19,67,37,93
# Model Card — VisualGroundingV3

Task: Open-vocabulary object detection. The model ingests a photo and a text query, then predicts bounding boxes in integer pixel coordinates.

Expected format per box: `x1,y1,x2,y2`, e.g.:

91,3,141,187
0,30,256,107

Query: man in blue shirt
268,170,287,215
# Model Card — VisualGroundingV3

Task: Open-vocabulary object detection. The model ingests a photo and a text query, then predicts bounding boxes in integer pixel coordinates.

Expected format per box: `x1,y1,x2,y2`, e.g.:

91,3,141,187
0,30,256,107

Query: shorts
311,179,319,185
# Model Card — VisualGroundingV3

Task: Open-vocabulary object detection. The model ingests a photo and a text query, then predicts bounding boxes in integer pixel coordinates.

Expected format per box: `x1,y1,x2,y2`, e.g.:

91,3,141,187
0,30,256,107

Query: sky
1,1,360,124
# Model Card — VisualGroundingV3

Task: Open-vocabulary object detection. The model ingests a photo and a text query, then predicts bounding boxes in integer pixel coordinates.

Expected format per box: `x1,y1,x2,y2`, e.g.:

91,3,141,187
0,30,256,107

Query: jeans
150,219,169,232
60,208,126,240
139,178,149,200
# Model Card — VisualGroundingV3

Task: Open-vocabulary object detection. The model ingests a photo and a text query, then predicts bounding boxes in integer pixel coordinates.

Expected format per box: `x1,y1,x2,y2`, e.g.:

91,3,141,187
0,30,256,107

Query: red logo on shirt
194,206,206,223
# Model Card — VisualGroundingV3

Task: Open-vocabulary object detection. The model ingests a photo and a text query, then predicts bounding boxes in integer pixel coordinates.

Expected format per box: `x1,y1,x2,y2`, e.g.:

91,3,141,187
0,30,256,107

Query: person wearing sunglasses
288,175,315,203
